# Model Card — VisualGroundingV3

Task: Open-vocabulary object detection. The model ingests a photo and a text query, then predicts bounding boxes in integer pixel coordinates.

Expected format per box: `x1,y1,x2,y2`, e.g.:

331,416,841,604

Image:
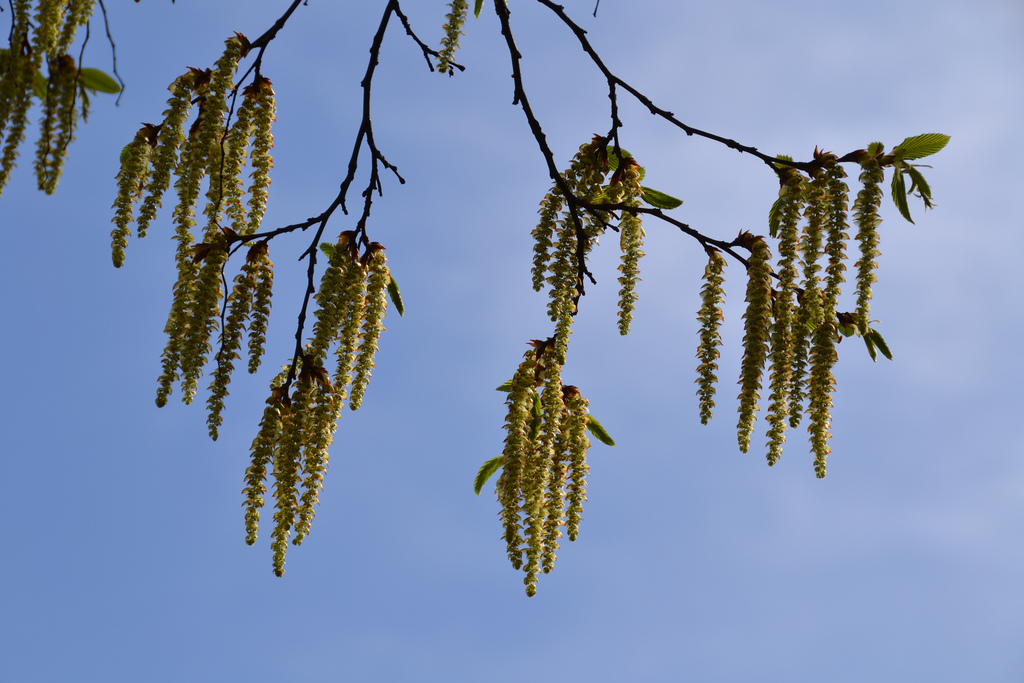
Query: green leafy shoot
386,274,404,317
318,242,335,259
893,133,949,161
586,415,615,446
474,0,485,18
474,456,505,495
119,142,133,166
495,379,513,392
641,186,683,210
79,68,122,94
863,328,893,362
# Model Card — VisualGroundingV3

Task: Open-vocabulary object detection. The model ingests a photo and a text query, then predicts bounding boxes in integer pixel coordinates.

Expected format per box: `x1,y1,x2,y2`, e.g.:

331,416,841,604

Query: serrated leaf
867,328,892,360
586,415,615,446
531,393,542,419
640,186,682,210
386,274,404,317
768,195,784,238
318,242,335,259
119,142,133,166
34,70,47,99
605,147,631,172
890,169,914,223
495,379,513,392
474,456,505,495
474,0,485,17
894,133,949,161
79,67,121,94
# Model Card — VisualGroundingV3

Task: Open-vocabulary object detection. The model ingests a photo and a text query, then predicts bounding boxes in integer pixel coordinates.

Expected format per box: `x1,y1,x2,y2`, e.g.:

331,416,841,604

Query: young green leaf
866,328,892,360
318,242,335,259
605,147,631,172
586,415,615,446
495,379,513,392
474,456,505,495
904,165,936,210
33,70,48,100
890,169,914,223
79,68,122,94
640,186,683,210
386,274,404,317
894,133,949,161
474,0,485,18
864,331,878,362
119,142,133,166
768,195,784,238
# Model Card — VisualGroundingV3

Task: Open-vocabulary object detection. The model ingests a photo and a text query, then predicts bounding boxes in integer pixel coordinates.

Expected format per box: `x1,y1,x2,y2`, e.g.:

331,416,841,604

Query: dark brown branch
95,0,126,105
534,0,828,174
492,0,596,297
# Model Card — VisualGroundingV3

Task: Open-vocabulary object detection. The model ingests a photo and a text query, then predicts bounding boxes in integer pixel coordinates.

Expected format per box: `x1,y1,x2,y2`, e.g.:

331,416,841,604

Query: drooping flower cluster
497,339,593,597
694,146,912,477
696,246,727,424
0,0,98,195
243,236,393,576
531,136,647,350
108,36,281,412
437,0,468,75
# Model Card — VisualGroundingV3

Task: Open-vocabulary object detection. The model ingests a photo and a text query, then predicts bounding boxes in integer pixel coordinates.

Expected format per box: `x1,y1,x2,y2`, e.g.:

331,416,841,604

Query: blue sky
1,1,1022,680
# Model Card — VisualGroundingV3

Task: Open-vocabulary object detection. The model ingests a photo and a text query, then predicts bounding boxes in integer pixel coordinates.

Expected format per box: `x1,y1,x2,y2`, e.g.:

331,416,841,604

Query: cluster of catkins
0,0,95,194
110,34,275,410
110,34,395,574
695,149,886,477
498,339,593,597
245,234,392,577
495,136,645,595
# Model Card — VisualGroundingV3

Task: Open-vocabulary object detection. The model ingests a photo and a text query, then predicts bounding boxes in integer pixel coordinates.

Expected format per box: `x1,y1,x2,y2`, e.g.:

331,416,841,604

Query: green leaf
894,133,949,161
474,456,505,495
904,165,934,208
474,0,485,18
863,331,877,362
495,379,513,392
605,147,631,172
640,186,682,210
386,274,404,317
866,328,892,360
318,242,335,259
890,168,914,223
586,415,615,446
79,68,121,94
119,142,133,166
768,195,784,238
34,70,47,99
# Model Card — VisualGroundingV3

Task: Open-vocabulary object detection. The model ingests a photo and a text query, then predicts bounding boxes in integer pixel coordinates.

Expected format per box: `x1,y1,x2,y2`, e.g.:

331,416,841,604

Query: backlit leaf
474,456,505,495
894,133,949,161
891,169,913,223
586,415,615,446
640,186,682,210
79,68,121,94
386,274,404,317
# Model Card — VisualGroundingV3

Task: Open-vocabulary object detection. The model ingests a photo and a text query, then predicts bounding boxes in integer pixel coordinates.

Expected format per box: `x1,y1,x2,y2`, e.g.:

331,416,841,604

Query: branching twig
95,0,125,105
